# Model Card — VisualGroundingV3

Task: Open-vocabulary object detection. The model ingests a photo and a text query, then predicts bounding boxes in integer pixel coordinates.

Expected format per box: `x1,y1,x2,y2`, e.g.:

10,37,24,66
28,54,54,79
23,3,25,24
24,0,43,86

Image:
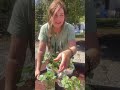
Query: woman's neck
54,28,61,33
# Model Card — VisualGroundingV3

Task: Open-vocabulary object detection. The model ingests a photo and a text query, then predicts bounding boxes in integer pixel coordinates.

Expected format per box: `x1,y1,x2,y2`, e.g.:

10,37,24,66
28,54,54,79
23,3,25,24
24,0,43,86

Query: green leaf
52,76,56,79
71,76,77,80
64,84,69,88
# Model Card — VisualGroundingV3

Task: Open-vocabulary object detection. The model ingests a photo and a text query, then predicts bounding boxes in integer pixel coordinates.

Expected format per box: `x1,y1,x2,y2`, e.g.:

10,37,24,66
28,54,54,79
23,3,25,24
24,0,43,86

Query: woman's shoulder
40,23,49,32
41,23,49,29
65,22,74,30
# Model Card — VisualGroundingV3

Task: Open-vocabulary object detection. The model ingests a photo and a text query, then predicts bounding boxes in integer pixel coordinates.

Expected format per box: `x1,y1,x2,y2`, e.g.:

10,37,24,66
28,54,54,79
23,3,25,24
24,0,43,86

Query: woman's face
52,7,65,29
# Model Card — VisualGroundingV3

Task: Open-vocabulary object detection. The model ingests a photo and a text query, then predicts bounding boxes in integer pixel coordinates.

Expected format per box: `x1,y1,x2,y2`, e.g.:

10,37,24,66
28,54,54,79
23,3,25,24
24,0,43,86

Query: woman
35,0,77,79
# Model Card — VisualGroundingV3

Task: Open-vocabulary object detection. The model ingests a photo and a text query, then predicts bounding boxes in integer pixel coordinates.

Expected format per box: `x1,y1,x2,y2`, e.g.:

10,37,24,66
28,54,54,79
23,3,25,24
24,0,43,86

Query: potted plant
43,53,75,76
60,76,82,90
38,53,82,90
38,70,56,90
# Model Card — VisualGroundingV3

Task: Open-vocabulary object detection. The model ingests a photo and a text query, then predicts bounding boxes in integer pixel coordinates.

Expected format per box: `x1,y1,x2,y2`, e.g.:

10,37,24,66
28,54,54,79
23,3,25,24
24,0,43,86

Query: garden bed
35,62,85,90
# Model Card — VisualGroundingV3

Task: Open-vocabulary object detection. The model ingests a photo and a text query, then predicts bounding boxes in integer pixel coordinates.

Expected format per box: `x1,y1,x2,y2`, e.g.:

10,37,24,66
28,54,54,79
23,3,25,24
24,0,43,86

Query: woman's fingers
35,70,40,79
36,74,40,80
58,53,67,72
54,53,62,61
35,73,39,79
58,64,65,72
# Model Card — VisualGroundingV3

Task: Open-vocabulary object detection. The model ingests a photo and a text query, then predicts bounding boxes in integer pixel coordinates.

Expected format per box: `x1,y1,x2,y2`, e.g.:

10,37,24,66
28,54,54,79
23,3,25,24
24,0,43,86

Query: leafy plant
38,53,82,90
61,76,81,90
38,70,57,90
43,52,75,75
43,53,61,72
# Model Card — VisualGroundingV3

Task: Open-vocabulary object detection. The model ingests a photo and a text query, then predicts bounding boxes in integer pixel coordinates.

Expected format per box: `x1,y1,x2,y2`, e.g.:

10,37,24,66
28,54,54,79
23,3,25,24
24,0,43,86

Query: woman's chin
54,24,62,29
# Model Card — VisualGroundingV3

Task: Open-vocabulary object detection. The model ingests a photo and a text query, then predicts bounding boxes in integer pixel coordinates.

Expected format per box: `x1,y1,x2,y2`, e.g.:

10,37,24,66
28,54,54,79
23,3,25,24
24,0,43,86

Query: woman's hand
54,50,71,72
35,41,46,79
35,69,40,80
54,40,76,72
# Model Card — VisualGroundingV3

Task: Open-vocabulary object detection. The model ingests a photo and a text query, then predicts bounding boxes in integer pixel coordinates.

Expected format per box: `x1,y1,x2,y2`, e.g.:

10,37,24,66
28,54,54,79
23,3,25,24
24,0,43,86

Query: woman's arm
35,41,46,77
54,40,77,72
62,40,77,58
68,40,77,56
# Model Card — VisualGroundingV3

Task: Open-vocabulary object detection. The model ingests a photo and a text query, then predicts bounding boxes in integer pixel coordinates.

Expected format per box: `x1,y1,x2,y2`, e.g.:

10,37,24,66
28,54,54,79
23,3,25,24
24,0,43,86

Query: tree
64,0,85,23
35,0,85,26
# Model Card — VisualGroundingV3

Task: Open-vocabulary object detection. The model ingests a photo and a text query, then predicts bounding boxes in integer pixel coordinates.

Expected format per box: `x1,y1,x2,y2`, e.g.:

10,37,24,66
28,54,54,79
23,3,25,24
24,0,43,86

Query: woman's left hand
54,50,71,72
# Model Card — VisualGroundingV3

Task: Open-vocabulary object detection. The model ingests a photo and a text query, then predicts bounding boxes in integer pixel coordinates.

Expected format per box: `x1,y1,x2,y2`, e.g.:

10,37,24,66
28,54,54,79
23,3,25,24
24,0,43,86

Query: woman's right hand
35,69,40,80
